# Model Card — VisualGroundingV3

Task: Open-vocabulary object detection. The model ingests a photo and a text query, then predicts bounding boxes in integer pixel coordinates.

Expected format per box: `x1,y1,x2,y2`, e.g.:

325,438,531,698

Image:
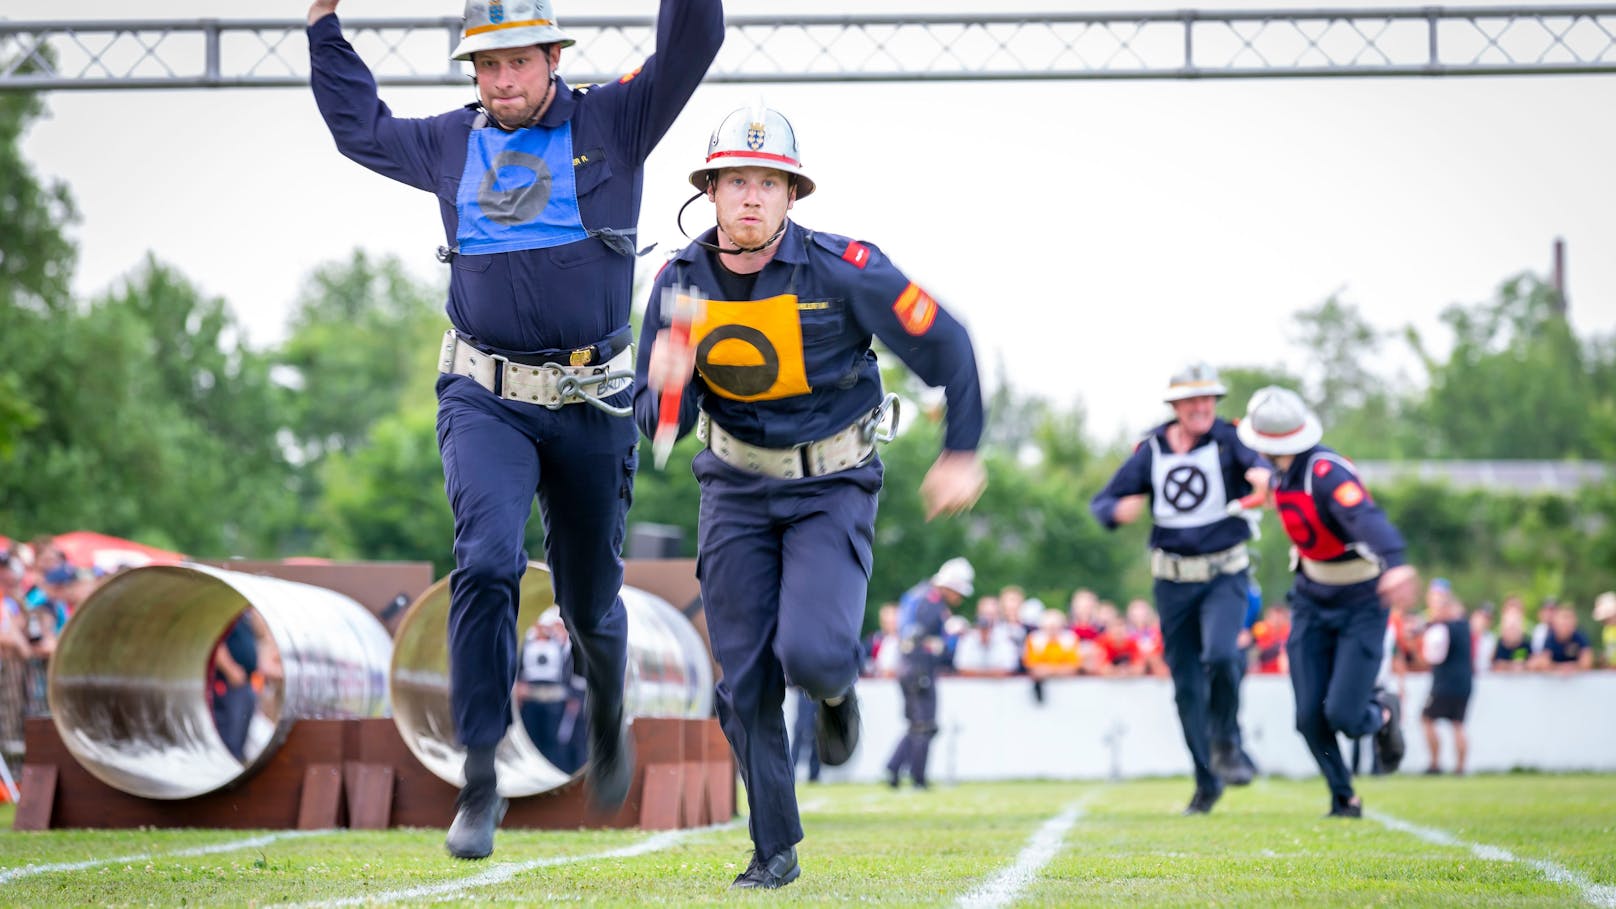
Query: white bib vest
1150,437,1229,529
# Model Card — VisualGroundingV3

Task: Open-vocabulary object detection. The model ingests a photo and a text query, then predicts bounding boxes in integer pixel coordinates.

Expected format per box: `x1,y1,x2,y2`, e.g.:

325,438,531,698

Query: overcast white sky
16,0,1616,441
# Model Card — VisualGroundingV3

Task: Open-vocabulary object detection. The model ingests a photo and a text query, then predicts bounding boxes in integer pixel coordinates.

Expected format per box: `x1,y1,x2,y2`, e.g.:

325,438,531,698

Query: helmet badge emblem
746,122,766,151
489,0,505,24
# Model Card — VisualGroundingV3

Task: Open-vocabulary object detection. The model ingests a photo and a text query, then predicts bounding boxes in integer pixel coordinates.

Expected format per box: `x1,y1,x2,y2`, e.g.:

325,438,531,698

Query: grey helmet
1236,386,1324,455
689,102,817,198
452,0,575,61
1164,362,1228,403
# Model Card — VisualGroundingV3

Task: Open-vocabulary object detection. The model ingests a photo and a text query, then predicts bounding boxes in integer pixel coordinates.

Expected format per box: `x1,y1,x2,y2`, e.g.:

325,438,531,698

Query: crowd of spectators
2,536,114,779
864,576,1616,683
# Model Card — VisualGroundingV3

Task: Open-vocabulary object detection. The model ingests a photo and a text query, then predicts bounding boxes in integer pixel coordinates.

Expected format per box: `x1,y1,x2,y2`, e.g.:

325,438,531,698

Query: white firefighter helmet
932,557,975,598
688,102,817,198
1163,362,1228,403
1236,385,1324,455
452,0,575,62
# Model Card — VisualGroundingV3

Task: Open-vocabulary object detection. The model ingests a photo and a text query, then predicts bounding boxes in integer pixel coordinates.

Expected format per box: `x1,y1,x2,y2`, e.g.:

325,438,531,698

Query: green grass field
2,774,1614,907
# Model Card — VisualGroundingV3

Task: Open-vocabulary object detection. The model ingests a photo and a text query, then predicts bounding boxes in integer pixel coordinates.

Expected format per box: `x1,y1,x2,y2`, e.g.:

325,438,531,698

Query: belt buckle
569,348,593,367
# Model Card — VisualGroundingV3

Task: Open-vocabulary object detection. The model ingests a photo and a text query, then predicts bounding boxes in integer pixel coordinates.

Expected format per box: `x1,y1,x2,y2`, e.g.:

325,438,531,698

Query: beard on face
718,211,780,251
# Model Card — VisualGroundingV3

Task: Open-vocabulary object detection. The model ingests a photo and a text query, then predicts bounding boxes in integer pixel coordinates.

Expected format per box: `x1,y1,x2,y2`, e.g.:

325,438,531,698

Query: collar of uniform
1153,416,1225,449
536,75,576,128
676,220,809,265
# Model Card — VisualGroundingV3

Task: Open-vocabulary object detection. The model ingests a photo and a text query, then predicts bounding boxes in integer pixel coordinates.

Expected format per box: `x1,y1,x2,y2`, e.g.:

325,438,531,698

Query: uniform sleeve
1314,463,1408,568
308,14,445,192
1089,441,1153,529
632,264,702,441
835,240,984,452
584,0,725,166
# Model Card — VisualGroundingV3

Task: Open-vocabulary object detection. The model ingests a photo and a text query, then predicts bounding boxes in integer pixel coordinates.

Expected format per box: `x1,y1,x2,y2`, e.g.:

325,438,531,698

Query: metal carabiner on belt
861,392,901,444
553,368,635,417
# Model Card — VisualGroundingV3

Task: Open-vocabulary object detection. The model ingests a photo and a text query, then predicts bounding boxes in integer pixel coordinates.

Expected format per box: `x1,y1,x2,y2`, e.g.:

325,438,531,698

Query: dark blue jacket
308,2,723,354
633,222,984,452
1090,417,1262,556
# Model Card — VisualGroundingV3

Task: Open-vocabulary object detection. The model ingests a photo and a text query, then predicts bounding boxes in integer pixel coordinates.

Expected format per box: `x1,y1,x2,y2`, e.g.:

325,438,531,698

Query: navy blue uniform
211,615,259,762
634,221,982,861
885,582,950,787
1091,418,1263,796
309,2,723,752
1274,446,1406,802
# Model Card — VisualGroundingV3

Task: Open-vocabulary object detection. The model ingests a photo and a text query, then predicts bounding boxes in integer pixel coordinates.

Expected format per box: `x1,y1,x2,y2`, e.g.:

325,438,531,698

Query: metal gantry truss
3,6,1616,89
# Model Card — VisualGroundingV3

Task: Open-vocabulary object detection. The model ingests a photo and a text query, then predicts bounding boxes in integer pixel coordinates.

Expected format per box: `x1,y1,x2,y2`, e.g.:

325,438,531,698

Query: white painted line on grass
955,794,1094,909
1370,810,1616,908
0,829,331,885
284,819,742,908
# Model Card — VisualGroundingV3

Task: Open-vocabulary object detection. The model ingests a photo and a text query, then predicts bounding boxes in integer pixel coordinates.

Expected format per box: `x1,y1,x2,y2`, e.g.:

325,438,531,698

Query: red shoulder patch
892,283,938,336
617,66,642,84
842,241,871,269
1333,481,1366,508
1313,460,1333,478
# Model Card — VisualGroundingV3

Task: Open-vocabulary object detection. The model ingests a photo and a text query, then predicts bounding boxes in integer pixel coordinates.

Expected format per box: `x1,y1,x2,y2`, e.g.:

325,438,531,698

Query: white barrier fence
809,672,1616,783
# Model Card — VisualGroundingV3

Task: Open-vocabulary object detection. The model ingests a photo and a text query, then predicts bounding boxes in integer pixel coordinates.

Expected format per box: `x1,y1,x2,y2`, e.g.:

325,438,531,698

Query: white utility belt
1150,543,1250,584
697,410,879,480
1297,553,1383,586
439,329,633,411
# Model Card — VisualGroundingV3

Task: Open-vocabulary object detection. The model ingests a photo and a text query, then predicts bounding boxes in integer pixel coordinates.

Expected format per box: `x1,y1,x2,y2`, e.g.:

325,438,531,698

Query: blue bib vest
456,121,588,255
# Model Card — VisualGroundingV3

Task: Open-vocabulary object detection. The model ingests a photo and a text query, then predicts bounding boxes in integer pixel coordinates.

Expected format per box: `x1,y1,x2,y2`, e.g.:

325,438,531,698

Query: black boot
1328,793,1363,818
731,846,801,890
446,745,507,859
586,700,635,811
1373,689,1405,772
816,689,861,767
1182,784,1222,816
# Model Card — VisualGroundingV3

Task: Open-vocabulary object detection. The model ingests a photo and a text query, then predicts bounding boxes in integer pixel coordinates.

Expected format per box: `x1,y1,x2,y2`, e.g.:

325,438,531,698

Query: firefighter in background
1090,364,1269,815
634,103,986,889
1237,386,1415,817
885,558,974,790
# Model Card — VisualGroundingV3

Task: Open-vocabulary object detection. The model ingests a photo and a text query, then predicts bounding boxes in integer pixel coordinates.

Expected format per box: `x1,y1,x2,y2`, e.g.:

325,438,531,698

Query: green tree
1410,274,1610,458
0,81,75,460
3,259,289,555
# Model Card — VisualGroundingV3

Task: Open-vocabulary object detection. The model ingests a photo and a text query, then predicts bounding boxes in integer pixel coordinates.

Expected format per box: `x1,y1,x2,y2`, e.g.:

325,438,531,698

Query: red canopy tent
51,531,187,573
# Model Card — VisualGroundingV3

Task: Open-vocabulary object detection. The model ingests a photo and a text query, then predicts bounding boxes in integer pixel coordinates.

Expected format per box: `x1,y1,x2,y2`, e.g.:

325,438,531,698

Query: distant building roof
1355,461,1610,495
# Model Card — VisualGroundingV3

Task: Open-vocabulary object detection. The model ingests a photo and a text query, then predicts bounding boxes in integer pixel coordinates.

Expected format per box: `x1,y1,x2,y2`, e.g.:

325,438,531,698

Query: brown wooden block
343,762,396,830
13,764,58,831
705,758,735,822
680,760,709,828
637,763,683,830
297,763,344,830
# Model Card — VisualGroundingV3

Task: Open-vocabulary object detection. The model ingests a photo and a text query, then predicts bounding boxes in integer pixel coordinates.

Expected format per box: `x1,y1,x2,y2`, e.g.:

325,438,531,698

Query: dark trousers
521,697,586,774
1286,586,1387,800
1155,570,1248,794
788,688,820,782
695,450,881,859
437,374,636,750
212,683,256,762
885,667,939,784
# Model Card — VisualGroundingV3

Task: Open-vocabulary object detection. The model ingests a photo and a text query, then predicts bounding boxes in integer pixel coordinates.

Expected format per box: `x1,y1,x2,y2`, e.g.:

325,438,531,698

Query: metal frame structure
3,5,1616,89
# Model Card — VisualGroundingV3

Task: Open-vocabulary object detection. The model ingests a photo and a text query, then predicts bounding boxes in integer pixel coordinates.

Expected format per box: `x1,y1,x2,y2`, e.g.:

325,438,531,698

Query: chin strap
676,191,787,255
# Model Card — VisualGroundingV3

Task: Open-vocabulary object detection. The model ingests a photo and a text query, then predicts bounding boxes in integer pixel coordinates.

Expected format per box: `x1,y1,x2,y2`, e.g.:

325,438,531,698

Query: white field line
1370,810,1616,908
955,794,1094,909
0,829,331,885
282,819,742,908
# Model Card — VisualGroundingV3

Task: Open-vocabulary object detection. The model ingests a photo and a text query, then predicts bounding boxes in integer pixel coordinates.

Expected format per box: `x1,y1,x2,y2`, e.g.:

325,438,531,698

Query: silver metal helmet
1236,385,1324,455
1164,362,1228,403
688,102,817,198
932,557,975,597
452,0,575,62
